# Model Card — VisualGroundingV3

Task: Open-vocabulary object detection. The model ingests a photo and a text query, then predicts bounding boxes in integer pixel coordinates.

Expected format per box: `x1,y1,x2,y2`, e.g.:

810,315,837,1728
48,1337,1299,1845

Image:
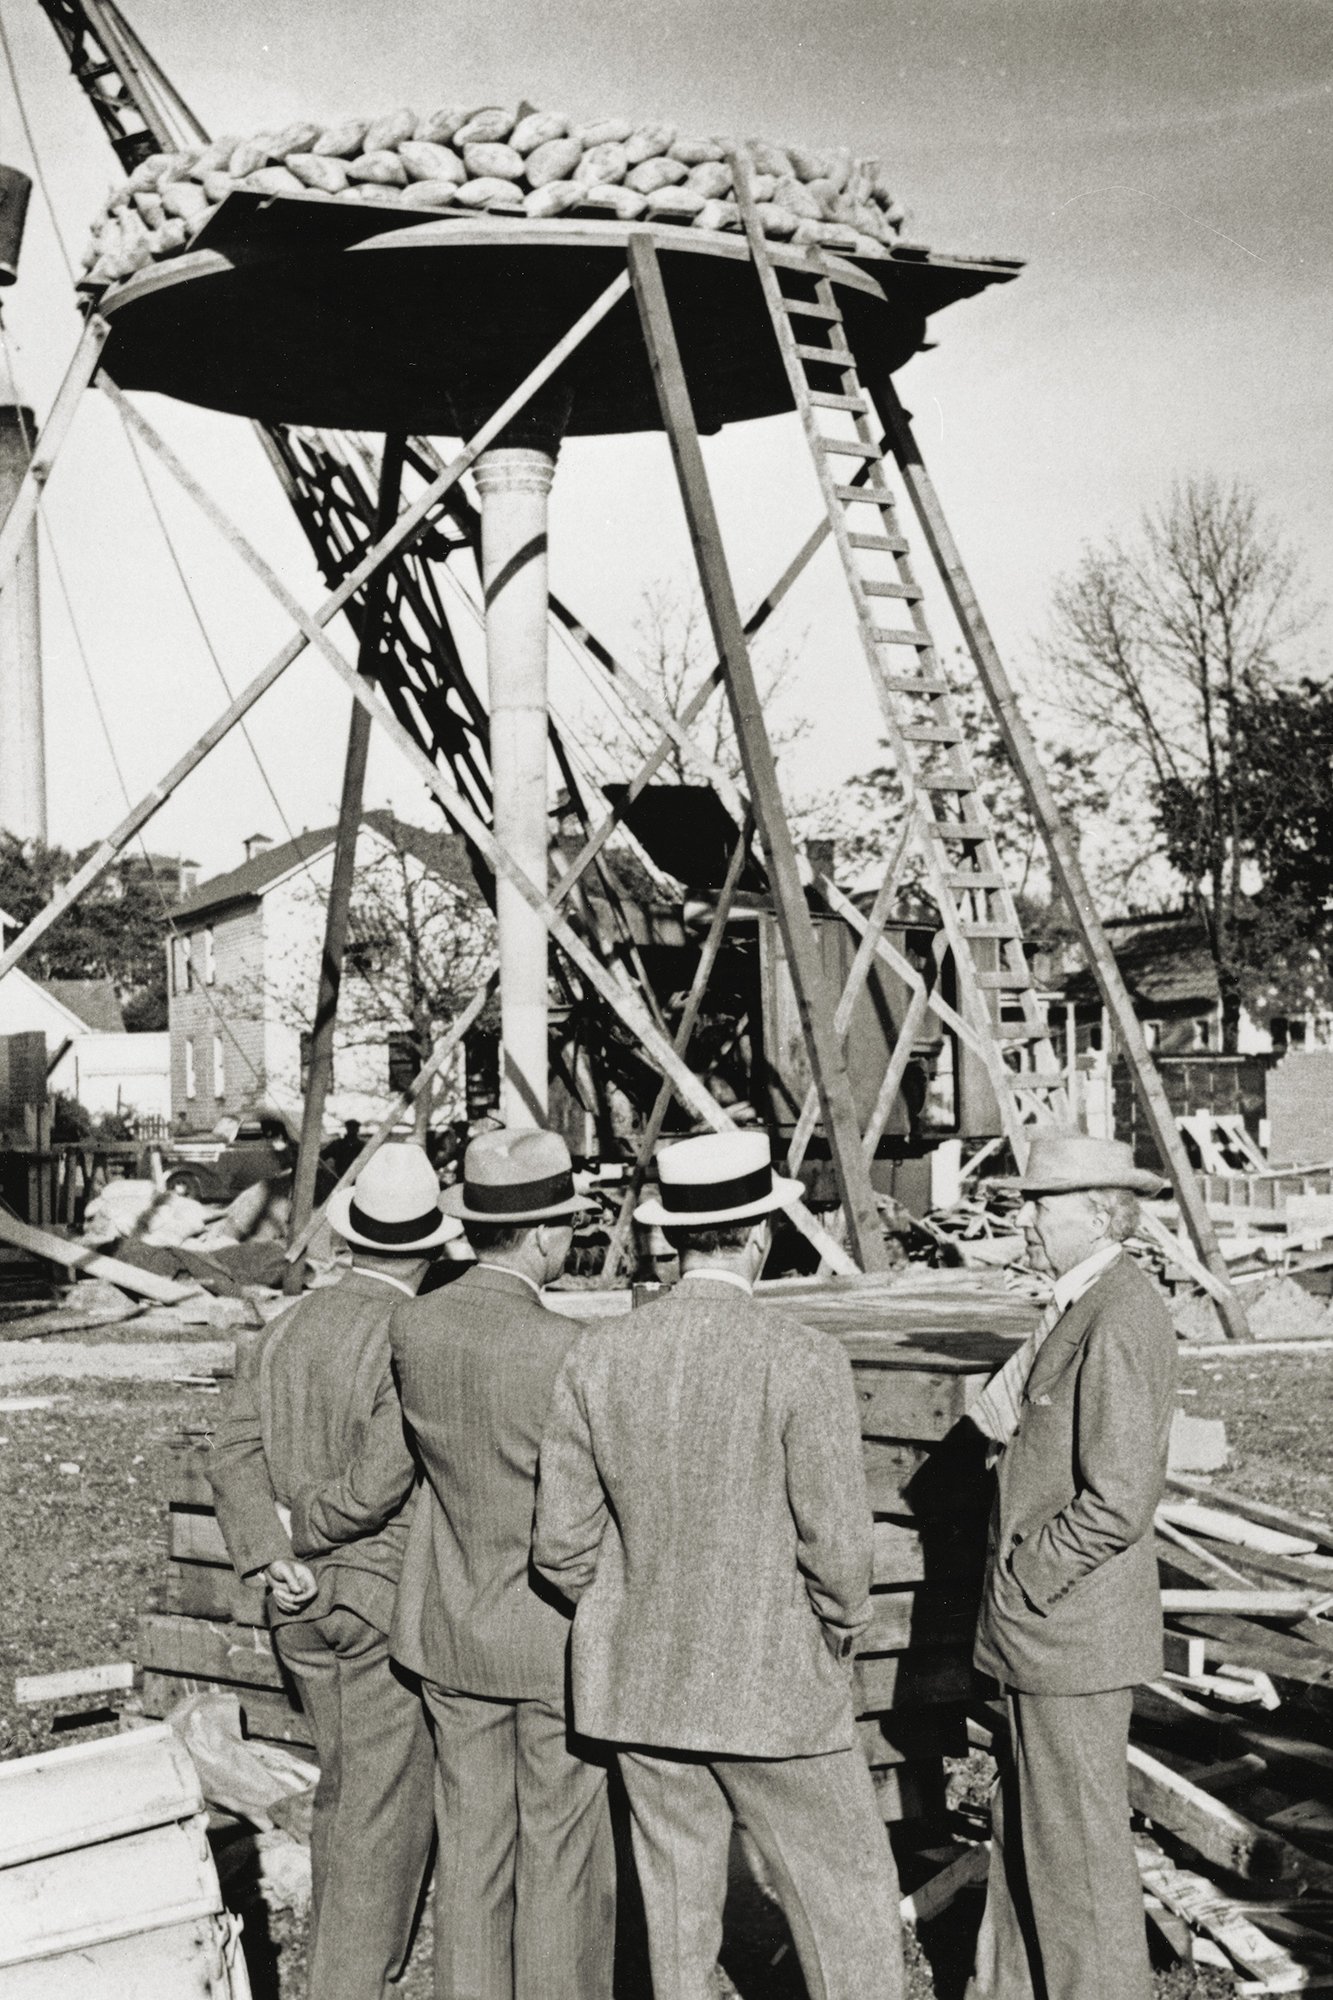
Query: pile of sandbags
80,103,910,292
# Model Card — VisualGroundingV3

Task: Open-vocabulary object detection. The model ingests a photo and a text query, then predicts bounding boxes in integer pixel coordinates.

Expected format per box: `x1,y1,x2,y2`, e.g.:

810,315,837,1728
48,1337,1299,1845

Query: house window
212,1034,225,1099
388,1031,420,1093
184,1037,197,1099
203,927,216,986
171,934,191,997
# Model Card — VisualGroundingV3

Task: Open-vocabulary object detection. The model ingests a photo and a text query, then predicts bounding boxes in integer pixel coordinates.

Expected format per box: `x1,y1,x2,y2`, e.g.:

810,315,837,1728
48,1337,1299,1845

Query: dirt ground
1,1338,1327,1996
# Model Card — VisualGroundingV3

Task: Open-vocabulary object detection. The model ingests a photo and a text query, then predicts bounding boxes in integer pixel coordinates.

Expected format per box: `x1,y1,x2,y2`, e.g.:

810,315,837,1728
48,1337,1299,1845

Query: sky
0,0,1328,881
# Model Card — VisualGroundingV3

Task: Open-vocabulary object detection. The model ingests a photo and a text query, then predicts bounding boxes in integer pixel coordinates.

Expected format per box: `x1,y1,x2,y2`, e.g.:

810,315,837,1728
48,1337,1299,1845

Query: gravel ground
4,1342,1330,1997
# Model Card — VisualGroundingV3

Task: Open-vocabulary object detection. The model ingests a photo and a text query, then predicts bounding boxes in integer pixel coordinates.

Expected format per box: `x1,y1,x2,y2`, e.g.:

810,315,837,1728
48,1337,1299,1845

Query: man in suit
389,1127,615,2000
209,1142,461,2000
534,1131,902,2000
965,1132,1176,2000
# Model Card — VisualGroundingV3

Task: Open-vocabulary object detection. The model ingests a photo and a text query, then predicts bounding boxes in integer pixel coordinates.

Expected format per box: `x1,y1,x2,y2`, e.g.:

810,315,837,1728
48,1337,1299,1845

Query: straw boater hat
996,1131,1167,1198
442,1128,588,1225
634,1132,804,1228
327,1142,464,1254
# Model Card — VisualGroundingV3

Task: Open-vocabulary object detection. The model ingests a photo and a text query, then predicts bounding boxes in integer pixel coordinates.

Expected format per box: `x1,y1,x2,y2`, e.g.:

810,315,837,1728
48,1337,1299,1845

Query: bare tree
1041,476,1316,1047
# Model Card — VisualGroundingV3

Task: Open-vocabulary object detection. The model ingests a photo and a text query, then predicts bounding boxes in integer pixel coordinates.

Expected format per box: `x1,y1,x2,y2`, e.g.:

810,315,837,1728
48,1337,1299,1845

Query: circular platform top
98,193,1022,438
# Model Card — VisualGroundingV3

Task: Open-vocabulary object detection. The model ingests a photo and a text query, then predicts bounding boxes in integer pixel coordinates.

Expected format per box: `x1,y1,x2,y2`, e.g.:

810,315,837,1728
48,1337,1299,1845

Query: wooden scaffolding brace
0,223,1247,1332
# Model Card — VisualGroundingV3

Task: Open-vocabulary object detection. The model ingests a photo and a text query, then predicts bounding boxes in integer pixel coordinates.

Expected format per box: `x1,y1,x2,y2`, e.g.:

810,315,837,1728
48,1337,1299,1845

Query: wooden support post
874,377,1247,1336
628,235,888,1272
285,438,406,1283
601,823,752,1278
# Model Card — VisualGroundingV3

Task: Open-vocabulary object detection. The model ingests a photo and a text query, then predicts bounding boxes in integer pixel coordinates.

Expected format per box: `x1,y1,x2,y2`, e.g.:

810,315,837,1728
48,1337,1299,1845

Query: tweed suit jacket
389,1264,582,1699
974,1252,1176,1695
208,1269,418,1633
533,1274,873,1758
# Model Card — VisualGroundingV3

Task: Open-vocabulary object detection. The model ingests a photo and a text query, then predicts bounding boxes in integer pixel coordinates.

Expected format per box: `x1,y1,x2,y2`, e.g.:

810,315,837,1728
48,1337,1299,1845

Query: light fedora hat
442,1127,588,1225
327,1142,463,1254
635,1131,804,1228
997,1130,1167,1198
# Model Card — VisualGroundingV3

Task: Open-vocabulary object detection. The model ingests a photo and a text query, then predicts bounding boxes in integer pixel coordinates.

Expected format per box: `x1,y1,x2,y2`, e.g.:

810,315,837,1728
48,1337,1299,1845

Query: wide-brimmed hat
327,1142,464,1254
442,1128,588,1225
996,1132,1167,1198
634,1132,804,1228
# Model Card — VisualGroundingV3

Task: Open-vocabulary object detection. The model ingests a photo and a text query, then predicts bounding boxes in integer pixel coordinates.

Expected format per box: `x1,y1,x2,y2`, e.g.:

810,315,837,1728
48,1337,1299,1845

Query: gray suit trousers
423,1682,615,2000
274,1608,434,2000
618,1746,903,2000
966,1687,1151,2000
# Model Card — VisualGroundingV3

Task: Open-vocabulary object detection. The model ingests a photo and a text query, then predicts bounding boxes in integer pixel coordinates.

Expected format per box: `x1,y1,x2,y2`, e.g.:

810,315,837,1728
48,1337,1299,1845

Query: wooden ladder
731,159,1066,1159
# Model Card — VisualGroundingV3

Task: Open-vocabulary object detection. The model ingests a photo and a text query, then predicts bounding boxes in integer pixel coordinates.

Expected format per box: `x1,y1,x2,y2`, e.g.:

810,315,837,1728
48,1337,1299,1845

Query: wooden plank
627,231,888,1274
852,1365,979,1442
1170,1614,1333,1691
1162,1631,1209,1679
168,1508,228,1563
15,1661,135,1706
853,1647,974,1714
0,1212,194,1303
856,1708,969,1768
137,1612,286,1693
1138,1846,1320,1986
0,1814,219,1969
1127,1742,1333,1887
871,1516,985,1587
140,1671,313,1752
1167,1475,1333,1556
860,1585,979,1656
1161,1590,1315,1618
171,1561,268,1626
900,1844,990,1925
871,1761,947,1825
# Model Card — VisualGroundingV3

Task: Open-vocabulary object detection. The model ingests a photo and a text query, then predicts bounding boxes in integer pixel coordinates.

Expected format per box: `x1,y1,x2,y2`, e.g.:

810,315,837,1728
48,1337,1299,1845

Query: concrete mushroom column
474,444,557,1128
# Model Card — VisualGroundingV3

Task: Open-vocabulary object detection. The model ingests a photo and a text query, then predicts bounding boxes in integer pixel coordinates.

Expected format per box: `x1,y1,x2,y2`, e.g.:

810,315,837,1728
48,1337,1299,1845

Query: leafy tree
0,835,172,1029
1040,476,1318,1048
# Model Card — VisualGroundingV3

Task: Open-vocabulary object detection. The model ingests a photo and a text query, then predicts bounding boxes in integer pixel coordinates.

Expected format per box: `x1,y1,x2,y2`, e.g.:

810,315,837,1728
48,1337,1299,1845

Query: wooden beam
1127,1741,1326,1885
601,823,752,1278
0,1210,194,1303
628,234,887,1273
1137,1846,1319,1986
875,376,1247,1335
1167,1475,1333,1557
15,1661,134,1705
286,436,406,1279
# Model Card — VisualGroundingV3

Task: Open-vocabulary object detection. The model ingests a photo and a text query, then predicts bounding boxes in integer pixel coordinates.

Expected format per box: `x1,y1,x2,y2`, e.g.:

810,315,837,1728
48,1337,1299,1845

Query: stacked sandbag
80,103,911,292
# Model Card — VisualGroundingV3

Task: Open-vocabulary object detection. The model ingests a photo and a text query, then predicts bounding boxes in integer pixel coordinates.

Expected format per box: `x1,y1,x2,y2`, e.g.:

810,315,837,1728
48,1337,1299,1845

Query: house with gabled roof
166,812,491,1133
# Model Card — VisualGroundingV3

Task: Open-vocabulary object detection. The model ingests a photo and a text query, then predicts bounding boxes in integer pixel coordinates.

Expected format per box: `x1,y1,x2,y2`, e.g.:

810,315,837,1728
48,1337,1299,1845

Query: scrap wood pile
911,1475,1333,1991
80,103,913,293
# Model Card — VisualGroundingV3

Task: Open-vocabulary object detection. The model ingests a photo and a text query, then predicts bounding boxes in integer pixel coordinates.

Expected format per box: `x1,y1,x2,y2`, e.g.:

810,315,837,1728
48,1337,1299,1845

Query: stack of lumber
81,105,912,293
0,1724,251,1997
138,1269,1035,1827
1115,1478,1333,1985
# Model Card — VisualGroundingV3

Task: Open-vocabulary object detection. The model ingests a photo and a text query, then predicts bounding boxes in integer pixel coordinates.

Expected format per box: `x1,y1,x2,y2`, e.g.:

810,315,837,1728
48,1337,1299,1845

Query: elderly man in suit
209,1143,461,2000
964,1132,1176,2000
389,1127,615,2000
534,1131,902,2000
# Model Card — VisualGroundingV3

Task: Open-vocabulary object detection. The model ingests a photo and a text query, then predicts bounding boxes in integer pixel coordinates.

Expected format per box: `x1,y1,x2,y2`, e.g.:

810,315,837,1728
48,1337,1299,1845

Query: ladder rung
884,674,949,694
834,482,892,503
809,389,870,412
849,532,908,552
960,922,1021,940
975,971,1032,991
782,298,842,320
870,628,934,649
796,342,853,365
948,871,1006,891
818,437,881,459
862,579,920,600
917,774,975,792
900,725,960,744
925,820,990,840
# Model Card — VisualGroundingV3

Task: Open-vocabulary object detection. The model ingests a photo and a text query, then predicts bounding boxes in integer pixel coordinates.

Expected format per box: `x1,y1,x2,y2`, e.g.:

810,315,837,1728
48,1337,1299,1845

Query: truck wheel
166,1170,202,1202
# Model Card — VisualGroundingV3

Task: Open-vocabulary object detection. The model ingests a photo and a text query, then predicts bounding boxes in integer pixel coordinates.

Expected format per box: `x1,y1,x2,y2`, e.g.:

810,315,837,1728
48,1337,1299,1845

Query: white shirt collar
679,1268,753,1296
353,1267,417,1299
476,1262,543,1300
1050,1242,1121,1316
